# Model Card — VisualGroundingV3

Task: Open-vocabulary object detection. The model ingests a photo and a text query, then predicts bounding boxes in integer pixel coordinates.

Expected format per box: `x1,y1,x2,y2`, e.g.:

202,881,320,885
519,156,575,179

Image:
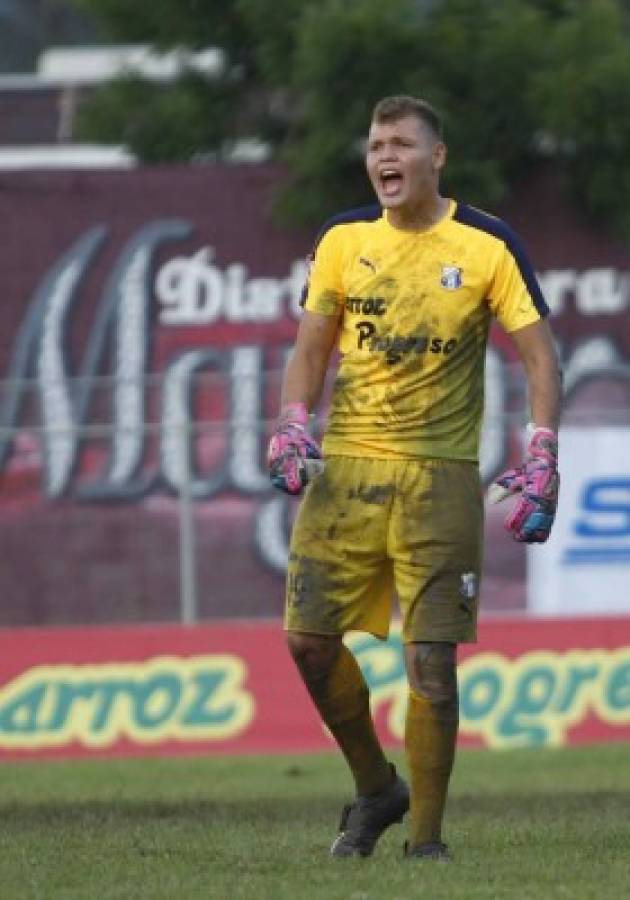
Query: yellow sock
307,644,391,796
405,687,458,845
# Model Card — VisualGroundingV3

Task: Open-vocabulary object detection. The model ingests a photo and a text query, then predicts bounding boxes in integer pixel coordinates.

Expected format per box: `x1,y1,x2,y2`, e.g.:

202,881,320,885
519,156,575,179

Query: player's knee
407,642,458,718
286,631,341,683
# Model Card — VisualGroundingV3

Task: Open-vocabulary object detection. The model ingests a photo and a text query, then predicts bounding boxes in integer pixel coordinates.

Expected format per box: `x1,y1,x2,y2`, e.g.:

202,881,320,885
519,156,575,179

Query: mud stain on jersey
331,373,373,418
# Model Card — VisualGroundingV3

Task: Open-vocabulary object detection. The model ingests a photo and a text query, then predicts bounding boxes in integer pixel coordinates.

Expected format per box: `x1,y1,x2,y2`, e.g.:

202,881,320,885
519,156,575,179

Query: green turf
0,744,629,899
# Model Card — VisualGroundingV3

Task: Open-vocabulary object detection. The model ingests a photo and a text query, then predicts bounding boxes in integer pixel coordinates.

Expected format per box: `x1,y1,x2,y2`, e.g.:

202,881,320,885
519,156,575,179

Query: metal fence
1,364,629,627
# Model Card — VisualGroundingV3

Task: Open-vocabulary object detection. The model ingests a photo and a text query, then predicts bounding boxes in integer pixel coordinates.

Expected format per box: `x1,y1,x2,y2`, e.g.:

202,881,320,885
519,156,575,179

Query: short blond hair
372,96,443,139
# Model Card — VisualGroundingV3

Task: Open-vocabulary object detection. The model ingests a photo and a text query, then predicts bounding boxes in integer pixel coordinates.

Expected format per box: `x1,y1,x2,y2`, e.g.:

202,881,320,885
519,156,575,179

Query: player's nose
376,146,397,165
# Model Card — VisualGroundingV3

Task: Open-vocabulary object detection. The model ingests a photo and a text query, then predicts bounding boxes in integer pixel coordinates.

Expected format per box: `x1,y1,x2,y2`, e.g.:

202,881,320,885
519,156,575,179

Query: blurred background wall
1,0,629,629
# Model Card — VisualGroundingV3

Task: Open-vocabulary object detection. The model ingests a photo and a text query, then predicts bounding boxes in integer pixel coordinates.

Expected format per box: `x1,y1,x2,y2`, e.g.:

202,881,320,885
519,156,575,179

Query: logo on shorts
460,572,477,600
440,265,463,290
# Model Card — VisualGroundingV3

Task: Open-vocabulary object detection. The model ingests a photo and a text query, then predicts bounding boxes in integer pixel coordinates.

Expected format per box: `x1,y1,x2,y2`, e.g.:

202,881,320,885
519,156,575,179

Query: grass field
0,744,629,899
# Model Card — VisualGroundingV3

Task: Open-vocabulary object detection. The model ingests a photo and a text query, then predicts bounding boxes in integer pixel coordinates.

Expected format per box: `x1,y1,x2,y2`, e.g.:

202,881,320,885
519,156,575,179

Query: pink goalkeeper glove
488,425,559,543
267,402,324,495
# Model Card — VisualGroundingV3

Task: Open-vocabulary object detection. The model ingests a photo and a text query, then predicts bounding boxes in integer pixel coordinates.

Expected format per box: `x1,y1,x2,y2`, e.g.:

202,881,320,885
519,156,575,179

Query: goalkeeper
268,95,561,861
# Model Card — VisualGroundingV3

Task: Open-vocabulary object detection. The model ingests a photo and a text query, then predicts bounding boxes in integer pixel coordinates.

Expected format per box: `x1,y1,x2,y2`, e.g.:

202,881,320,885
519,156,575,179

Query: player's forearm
278,310,339,414
524,351,562,432
280,347,328,413
510,320,562,432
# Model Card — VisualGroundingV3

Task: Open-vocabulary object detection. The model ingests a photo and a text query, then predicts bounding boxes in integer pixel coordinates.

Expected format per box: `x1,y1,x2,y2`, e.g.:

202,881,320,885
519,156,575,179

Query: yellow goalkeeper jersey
302,200,548,462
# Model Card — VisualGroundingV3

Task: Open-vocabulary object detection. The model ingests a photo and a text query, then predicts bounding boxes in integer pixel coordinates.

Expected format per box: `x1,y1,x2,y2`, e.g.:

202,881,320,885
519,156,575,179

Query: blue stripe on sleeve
453,203,549,317
313,203,382,245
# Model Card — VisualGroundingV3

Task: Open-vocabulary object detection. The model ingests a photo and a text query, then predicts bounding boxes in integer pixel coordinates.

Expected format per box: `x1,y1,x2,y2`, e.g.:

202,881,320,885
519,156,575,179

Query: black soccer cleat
404,840,452,862
330,764,410,858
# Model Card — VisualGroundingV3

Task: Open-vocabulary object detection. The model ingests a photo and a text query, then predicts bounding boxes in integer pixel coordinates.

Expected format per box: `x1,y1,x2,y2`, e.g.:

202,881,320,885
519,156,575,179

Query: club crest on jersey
440,265,463,290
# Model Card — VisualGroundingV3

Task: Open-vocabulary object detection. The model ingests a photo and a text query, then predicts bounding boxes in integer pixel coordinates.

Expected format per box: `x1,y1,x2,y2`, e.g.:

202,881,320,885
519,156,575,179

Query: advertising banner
1,617,630,760
528,428,630,614
0,167,629,627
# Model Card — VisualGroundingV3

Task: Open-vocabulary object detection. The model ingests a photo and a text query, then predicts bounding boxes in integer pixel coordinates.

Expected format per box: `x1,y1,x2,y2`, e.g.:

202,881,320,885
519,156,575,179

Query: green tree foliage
75,0,246,51
73,0,294,157
77,72,237,162
73,0,630,236
534,0,630,237
280,0,551,222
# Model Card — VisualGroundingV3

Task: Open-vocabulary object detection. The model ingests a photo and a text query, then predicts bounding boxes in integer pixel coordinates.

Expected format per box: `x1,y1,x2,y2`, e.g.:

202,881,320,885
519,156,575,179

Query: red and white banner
1,617,630,760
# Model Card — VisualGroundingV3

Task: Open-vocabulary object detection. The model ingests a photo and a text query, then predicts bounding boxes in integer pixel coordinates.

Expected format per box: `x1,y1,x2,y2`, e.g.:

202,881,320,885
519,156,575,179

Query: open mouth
379,169,404,198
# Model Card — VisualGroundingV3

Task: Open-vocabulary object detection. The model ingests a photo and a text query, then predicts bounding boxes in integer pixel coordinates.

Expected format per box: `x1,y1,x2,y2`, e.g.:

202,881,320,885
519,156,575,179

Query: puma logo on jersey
359,257,377,273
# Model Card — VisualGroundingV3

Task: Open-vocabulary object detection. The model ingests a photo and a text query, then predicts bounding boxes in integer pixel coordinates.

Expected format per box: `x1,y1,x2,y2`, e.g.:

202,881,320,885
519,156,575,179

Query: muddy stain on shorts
287,552,343,630
347,483,395,505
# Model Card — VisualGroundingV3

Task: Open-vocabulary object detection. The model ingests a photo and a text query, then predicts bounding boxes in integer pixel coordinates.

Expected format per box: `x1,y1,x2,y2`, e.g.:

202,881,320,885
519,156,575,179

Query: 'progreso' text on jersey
302,201,549,462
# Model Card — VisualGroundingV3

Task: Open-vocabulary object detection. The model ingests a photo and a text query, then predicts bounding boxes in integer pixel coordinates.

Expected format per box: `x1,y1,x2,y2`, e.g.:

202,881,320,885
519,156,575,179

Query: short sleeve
302,228,345,316
488,237,549,333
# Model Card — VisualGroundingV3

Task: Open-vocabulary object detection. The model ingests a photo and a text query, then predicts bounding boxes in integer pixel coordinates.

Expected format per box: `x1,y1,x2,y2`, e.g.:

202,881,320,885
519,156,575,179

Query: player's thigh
286,455,395,637
391,459,483,643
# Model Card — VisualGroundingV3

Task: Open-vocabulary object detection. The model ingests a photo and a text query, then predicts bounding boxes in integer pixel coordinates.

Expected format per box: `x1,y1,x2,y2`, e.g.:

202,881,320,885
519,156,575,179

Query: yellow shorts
285,455,483,644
